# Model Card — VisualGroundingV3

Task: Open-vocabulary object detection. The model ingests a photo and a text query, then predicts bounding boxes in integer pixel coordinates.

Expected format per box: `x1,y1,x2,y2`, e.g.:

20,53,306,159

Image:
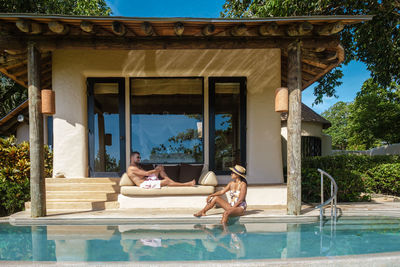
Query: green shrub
301,154,400,203
0,136,52,217
363,163,400,196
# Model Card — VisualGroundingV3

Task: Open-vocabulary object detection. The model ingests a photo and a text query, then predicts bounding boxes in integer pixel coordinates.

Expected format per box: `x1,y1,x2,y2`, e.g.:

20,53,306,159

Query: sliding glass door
87,78,126,177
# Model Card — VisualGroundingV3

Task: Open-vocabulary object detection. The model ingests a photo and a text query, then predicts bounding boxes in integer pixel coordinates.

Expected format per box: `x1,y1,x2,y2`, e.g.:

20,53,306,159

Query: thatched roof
281,103,331,129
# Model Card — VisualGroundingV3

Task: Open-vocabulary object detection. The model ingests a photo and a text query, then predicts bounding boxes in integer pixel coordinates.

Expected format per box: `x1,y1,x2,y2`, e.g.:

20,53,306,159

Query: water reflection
1,219,400,262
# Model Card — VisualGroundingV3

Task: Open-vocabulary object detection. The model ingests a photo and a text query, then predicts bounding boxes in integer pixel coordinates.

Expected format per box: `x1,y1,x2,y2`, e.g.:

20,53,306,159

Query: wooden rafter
0,15,366,90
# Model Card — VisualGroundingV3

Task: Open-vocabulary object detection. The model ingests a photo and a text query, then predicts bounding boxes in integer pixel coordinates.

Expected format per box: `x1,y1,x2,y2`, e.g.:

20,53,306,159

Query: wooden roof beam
259,23,284,36
48,21,70,34
0,35,341,51
317,22,345,36
201,24,215,36
287,22,313,36
16,19,42,34
112,21,126,36
0,68,27,87
141,22,156,36
80,21,94,33
174,22,184,36
230,24,247,36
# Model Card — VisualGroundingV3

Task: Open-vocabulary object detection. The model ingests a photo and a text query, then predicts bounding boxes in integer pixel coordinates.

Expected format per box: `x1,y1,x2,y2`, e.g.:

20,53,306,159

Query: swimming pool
1,217,400,262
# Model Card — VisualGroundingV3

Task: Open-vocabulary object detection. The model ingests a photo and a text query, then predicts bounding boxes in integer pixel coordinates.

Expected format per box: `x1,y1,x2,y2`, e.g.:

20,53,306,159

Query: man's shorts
140,175,161,189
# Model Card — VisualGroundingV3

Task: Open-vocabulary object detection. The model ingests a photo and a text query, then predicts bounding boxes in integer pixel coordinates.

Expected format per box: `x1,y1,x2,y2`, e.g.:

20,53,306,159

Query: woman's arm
206,183,231,201
231,183,247,208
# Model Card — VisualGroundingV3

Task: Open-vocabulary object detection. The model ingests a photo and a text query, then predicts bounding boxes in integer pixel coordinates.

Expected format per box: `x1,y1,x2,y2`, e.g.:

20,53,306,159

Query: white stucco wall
15,118,49,145
16,123,29,144
52,49,283,184
281,121,332,166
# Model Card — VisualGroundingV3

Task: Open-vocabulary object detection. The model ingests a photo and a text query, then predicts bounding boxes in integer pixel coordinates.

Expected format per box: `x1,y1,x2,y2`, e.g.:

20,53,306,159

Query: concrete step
25,201,119,210
46,192,118,201
45,178,120,184
46,183,120,193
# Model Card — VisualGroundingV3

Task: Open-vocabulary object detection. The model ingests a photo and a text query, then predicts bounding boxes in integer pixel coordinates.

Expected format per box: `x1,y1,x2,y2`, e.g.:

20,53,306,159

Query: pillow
179,164,203,184
119,172,134,186
199,171,218,186
163,165,180,182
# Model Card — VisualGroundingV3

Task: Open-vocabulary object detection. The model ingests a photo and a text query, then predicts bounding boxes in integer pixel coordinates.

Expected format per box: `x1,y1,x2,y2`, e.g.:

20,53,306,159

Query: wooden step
25,201,119,210
46,192,118,201
46,183,120,193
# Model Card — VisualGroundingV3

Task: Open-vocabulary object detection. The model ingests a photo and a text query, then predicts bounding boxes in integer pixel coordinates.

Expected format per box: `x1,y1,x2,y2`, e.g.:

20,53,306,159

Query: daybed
118,164,218,209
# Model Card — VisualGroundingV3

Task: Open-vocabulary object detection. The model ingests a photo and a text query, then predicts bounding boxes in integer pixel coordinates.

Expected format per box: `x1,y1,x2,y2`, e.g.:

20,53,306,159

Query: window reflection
93,83,121,172
214,83,242,172
131,78,203,163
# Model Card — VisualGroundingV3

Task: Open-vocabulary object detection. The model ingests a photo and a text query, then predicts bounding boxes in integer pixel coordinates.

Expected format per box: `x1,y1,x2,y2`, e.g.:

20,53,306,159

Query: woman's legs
221,207,245,225
194,196,231,217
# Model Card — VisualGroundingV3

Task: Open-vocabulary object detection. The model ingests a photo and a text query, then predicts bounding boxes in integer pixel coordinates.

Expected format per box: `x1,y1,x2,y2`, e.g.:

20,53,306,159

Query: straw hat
229,165,246,178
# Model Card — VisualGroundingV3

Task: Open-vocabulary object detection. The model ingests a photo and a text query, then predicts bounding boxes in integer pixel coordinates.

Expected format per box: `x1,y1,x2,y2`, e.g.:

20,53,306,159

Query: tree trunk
28,42,46,217
287,40,302,215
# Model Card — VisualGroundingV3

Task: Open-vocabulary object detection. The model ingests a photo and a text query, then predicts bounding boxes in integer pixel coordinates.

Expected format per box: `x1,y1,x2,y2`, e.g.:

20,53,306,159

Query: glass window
209,78,246,173
131,78,203,163
301,136,322,157
93,83,122,173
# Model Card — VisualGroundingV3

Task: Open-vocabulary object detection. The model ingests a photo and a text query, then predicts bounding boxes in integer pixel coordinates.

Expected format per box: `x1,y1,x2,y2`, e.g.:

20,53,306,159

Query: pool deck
2,200,400,266
5,198,400,225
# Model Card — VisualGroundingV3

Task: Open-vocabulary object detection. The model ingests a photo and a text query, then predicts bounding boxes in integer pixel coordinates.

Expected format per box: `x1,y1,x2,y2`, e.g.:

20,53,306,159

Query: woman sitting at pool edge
194,165,247,225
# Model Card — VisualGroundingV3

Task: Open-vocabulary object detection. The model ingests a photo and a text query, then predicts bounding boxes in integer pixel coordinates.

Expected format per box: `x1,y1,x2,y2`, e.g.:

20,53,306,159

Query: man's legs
158,166,195,186
160,178,195,187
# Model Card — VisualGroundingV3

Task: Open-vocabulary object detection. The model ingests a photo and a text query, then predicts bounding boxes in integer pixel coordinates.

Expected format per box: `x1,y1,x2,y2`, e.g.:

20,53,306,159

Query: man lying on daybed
127,151,195,189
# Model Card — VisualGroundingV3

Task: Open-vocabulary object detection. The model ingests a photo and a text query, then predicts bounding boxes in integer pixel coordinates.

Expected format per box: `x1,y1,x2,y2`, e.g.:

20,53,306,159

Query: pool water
1,218,400,262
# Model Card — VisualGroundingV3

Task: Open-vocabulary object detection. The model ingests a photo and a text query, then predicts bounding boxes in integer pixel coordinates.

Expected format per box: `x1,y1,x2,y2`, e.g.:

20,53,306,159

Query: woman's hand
206,195,213,203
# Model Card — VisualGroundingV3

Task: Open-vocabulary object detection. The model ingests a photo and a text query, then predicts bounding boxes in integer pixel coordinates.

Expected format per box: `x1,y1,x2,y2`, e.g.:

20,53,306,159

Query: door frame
87,77,126,177
208,77,247,175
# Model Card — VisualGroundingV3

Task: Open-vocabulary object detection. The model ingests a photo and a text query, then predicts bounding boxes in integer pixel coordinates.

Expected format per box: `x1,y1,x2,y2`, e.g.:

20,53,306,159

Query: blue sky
105,0,371,114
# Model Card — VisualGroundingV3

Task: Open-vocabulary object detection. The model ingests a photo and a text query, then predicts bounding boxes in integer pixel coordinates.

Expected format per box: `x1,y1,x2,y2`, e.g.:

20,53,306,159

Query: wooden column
287,40,302,215
28,42,46,217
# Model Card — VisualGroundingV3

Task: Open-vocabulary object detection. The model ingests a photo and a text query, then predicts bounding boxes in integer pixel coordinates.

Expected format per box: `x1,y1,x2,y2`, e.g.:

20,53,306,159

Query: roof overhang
0,14,372,90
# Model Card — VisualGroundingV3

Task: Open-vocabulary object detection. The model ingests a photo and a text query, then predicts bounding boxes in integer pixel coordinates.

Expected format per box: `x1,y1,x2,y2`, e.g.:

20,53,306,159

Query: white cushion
119,173,134,186
121,185,214,196
199,171,218,186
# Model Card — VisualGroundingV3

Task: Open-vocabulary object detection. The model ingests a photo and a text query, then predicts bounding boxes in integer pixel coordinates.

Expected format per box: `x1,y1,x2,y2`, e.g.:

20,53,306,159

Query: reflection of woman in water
195,223,246,259
194,165,247,225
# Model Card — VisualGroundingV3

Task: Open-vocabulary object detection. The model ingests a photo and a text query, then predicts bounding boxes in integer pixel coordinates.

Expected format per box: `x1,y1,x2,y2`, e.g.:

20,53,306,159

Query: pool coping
2,251,400,266
6,206,400,225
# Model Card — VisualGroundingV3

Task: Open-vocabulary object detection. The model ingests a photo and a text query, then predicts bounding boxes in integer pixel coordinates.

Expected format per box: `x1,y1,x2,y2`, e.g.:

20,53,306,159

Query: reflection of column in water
31,226,47,261
55,240,88,261
286,224,301,258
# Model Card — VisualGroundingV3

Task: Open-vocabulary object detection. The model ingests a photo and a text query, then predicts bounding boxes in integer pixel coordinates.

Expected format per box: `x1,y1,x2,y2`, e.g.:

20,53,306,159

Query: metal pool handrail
315,169,338,223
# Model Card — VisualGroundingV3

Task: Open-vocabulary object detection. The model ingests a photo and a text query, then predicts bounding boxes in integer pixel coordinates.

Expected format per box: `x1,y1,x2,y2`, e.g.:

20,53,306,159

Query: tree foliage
0,77,26,119
0,0,112,16
348,79,400,149
321,101,351,150
221,0,400,104
322,79,400,150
